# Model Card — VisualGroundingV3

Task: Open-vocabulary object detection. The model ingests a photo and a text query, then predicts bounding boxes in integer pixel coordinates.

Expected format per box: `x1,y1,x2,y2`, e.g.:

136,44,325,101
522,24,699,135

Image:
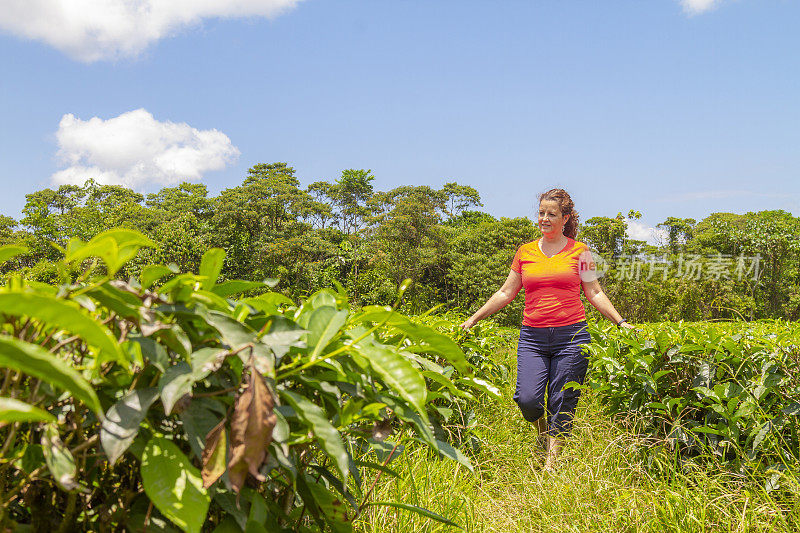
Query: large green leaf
201,311,274,377
357,307,470,373
297,472,352,528
41,424,78,491
86,284,141,319
241,292,294,315
202,310,259,350
189,347,229,375
128,334,169,372
281,390,350,480
751,420,774,454
305,289,337,311
0,292,123,365
259,316,306,361
199,248,226,290
0,397,56,425
159,348,227,414
306,306,348,359
0,336,101,416
154,324,192,359
22,280,58,295
244,492,272,531
159,363,194,415
0,244,28,264
157,273,206,294
189,290,231,313
141,264,179,290
141,437,210,533
65,228,155,275
101,387,159,465
353,343,427,420
210,280,267,298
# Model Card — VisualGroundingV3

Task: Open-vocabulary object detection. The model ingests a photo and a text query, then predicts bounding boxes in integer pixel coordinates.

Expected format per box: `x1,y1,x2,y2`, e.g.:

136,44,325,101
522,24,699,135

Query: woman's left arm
581,279,635,329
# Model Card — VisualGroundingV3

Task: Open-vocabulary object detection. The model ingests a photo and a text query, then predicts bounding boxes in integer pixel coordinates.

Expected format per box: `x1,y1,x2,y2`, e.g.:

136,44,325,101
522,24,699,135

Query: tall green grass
357,346,800,532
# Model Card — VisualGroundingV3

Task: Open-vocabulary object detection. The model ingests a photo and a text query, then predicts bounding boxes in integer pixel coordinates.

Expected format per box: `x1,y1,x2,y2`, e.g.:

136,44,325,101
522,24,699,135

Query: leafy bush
0,230,501,532
585,320,800,479
404,314,513,455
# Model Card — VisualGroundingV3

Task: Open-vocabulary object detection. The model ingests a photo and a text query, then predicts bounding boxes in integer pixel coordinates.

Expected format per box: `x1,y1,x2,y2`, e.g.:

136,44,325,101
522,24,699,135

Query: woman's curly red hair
538,188,579,239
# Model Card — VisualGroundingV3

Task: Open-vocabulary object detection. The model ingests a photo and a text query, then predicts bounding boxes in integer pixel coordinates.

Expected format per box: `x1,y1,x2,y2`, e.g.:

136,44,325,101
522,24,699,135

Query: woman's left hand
621,322,636,330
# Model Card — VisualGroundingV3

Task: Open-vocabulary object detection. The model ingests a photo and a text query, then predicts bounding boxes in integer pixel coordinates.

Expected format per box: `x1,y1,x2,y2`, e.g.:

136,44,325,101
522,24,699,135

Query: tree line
2,162,798,324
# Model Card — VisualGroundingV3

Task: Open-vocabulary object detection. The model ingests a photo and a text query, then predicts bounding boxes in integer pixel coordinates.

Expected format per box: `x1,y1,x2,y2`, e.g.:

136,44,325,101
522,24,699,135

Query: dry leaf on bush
201,418,227,488
226,362,277,493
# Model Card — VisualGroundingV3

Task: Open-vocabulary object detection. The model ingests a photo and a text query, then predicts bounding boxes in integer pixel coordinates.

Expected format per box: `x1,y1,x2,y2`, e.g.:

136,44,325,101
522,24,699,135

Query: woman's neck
541,233,568,244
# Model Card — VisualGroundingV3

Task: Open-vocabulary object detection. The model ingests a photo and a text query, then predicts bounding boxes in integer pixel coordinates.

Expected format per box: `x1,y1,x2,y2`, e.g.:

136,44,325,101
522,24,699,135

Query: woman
459,188,634,470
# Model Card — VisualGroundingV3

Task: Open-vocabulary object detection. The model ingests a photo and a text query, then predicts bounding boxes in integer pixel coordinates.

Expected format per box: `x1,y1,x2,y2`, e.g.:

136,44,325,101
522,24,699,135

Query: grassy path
358,347,799,533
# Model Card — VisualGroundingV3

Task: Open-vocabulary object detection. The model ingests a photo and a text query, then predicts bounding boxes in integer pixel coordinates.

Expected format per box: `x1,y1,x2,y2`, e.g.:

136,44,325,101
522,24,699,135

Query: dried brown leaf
227,364,277,493
202,418,227,488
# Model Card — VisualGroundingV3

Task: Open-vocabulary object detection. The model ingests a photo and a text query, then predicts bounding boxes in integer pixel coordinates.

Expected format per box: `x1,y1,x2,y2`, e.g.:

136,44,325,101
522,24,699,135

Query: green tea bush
403,314,513,456
0,230,500,532
585,320,800,481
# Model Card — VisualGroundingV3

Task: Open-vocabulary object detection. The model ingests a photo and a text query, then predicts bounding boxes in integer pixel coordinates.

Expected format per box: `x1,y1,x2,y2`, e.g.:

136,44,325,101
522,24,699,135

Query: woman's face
538,199,569,236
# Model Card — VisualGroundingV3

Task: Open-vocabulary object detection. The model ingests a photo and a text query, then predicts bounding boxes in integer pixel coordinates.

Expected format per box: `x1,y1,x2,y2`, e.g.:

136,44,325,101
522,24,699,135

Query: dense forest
2,162,799,324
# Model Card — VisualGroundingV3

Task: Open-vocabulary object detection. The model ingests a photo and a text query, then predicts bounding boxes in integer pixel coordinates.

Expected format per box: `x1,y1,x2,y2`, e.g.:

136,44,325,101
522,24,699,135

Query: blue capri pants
513,320,591,437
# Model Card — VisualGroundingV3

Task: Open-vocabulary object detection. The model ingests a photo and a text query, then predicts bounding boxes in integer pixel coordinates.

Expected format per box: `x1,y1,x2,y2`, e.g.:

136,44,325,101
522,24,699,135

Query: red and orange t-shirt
511,237,591,328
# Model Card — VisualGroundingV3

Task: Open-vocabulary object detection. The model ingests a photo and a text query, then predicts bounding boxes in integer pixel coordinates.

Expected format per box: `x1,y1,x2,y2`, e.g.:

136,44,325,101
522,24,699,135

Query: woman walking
460,188,634,470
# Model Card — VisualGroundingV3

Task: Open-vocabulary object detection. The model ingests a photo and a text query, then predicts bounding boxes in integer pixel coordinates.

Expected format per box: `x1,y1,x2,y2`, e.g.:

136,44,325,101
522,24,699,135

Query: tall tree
306,181,336,229
580,215,627,260
211,163,334,282
330,169,376,236
719,210,800,316
441,182,482,220
657,216,697,254
369,185,447,289
146,182,213,221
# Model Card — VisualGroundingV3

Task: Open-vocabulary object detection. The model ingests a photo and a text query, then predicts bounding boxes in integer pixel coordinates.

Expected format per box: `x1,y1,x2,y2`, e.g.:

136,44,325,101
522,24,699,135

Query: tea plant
0,229,500,532
399,314,512,457
584,320,800,480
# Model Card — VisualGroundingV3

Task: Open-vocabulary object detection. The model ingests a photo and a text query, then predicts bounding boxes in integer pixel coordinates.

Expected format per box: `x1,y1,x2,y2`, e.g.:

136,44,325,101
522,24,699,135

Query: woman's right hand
459,318,476,330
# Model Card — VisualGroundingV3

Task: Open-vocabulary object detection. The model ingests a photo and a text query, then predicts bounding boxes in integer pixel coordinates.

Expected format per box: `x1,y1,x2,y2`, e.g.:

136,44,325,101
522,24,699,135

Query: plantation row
585,320,800,489
0,230,504,532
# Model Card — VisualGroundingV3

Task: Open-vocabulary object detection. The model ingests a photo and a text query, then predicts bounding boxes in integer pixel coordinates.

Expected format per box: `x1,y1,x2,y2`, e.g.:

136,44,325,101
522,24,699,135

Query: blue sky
1,0,798,242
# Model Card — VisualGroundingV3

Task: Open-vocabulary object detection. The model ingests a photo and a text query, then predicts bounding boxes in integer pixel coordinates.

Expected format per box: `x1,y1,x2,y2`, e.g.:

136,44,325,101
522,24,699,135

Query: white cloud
52,109,240,188
680,0,724,15
626,219,668,246
0,0,301,62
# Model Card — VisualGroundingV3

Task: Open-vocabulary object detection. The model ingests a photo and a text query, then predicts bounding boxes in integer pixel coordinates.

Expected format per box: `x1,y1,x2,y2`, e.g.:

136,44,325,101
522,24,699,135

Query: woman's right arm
459,269,523,329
